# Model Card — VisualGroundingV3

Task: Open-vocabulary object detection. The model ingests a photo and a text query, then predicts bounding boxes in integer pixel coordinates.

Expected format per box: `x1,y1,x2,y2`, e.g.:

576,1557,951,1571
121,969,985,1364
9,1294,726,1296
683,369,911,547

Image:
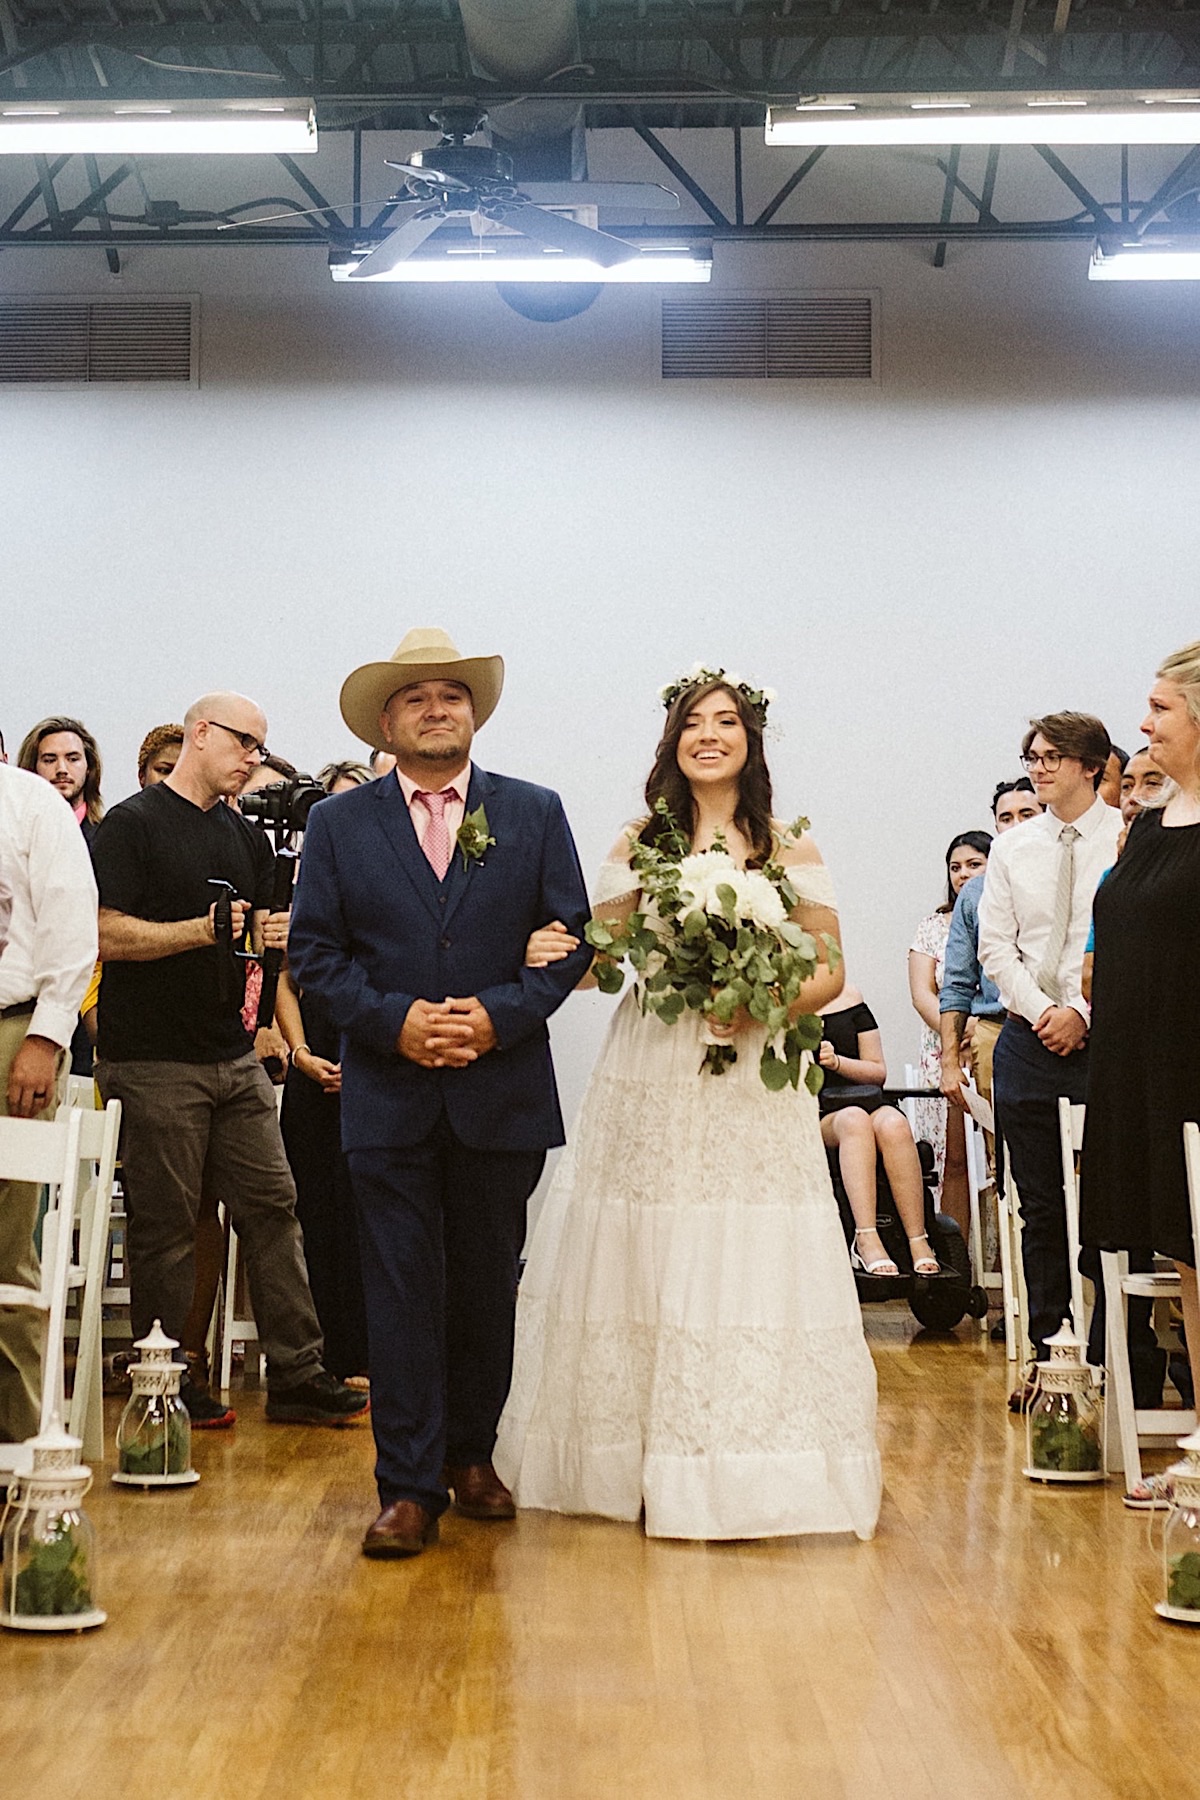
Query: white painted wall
2,133,1199,1154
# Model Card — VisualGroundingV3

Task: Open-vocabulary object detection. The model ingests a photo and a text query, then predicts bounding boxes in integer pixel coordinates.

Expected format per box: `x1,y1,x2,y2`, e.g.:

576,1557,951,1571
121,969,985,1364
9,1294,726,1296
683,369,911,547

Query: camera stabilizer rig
209,776,327,1067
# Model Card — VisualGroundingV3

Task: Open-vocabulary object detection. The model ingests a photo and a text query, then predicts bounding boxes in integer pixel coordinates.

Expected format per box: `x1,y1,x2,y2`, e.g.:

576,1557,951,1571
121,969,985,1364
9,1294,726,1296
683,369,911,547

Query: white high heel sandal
850,1229,899,1277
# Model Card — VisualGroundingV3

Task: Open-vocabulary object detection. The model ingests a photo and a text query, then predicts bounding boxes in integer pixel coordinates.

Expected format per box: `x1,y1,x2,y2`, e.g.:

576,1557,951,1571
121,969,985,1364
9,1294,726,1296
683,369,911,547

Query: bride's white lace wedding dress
493,853,882,1542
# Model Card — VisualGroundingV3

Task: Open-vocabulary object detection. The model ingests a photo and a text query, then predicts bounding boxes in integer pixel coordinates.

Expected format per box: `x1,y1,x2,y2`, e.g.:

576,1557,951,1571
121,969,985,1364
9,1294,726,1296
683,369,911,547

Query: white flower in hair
724,671,743,689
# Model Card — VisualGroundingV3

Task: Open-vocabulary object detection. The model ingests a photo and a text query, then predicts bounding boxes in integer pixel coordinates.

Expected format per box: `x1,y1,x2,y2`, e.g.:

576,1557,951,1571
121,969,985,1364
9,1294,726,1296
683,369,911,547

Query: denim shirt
939,874,1003,1017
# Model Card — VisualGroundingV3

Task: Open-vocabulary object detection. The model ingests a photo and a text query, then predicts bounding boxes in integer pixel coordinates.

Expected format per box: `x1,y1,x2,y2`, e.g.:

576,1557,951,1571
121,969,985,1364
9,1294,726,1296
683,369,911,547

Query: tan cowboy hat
339,628,505,750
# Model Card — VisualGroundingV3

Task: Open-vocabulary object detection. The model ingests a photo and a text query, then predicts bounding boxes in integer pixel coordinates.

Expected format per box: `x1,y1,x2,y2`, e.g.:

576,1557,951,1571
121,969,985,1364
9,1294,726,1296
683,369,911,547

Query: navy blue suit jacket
287,766,591,1154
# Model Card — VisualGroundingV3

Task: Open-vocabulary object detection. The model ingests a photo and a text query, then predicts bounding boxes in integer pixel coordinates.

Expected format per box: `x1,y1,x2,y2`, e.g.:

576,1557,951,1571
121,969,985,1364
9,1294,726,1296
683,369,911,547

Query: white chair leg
69,1175,112,1463
997,1161,1019,1363
1104,1250,1141,1485
219,1212,238,1395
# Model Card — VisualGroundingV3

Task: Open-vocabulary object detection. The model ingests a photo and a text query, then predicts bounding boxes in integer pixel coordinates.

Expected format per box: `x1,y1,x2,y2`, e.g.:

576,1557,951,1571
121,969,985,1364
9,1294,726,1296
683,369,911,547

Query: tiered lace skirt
494,992,882,1542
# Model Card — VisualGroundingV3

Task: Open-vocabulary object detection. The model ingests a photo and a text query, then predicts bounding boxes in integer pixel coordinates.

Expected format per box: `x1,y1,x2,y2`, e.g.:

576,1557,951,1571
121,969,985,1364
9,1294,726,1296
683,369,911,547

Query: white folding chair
1099,1119,1194,1484
996,1145,1029,1365
66,1100,122,1463
962,1103,993,1337
0,1108,86,1477
1057,1099,1090,1342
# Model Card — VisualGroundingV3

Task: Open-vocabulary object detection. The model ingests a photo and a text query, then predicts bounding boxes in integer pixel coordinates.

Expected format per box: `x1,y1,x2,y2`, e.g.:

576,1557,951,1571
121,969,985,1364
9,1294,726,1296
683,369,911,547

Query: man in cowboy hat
288,628,591,1558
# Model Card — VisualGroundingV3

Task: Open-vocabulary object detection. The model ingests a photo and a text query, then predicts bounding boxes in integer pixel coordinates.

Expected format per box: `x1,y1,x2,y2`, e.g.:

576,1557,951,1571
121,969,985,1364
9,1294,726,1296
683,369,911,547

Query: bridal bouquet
585,801,839,1092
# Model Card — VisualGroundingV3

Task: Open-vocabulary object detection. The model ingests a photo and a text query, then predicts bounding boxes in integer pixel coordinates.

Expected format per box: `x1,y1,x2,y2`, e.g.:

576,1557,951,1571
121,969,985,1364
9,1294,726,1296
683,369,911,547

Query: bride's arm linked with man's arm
523,828,642,986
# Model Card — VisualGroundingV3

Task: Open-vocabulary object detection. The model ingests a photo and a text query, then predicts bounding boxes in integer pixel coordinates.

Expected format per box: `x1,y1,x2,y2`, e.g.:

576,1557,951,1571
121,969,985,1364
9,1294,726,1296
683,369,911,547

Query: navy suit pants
348,1112,545,1514
994,1018,1156,1366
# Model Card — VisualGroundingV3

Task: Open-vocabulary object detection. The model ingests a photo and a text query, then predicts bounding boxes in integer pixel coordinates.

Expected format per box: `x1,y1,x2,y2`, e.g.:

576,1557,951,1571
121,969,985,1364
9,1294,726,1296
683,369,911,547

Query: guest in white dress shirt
978,712,1121,1400
0,754,98,1443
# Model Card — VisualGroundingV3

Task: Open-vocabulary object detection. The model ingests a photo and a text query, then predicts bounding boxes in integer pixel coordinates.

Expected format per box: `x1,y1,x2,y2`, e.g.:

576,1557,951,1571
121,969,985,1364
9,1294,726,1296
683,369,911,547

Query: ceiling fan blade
519,182,680,212
383,159,472,193
346,207,445,279
504,201,638,267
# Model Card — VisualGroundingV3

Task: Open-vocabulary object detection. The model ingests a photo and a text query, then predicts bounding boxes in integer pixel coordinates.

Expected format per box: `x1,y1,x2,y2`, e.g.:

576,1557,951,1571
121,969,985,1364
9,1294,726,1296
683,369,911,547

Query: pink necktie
415,788,455,880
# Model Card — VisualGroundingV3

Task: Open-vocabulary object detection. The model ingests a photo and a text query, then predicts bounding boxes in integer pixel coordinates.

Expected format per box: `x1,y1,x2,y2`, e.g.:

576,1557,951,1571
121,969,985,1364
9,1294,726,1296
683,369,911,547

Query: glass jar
112,1319,198,1489
1157,1428,1200,1625
1024,1319,1105,1483
1,1420,106,1632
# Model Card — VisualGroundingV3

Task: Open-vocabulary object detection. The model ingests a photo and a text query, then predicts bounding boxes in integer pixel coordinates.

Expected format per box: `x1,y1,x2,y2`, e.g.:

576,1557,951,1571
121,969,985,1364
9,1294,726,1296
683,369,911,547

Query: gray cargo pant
96,1052,323,1387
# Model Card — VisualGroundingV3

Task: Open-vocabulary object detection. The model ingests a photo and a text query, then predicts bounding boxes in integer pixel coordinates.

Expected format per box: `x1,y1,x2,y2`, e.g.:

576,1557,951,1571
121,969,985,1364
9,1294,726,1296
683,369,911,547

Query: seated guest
1099,743,1130,809
368,748,396,779
819,984,939,1277
909,832,992,1199
17,716,104,844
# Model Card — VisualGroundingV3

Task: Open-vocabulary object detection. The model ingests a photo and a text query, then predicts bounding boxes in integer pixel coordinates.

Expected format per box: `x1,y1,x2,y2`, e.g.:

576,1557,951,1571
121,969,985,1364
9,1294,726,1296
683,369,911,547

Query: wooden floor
5,1313,1200,1800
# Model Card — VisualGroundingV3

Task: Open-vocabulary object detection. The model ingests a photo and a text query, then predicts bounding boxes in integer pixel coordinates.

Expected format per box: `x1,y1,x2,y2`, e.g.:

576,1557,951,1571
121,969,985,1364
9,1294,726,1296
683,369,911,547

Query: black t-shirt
818,1001,880,1108
92,783,274,1063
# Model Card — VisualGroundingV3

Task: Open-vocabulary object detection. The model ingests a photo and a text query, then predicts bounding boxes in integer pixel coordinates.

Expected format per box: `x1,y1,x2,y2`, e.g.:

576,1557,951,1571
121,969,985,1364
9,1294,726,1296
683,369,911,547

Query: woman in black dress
819,985,939,1277
1081,639,1200,1465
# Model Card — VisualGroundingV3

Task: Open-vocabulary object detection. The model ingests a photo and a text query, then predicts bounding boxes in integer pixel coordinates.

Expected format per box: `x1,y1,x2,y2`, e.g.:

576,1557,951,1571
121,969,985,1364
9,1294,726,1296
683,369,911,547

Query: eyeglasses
206,720,268,759
1021,749,1063,772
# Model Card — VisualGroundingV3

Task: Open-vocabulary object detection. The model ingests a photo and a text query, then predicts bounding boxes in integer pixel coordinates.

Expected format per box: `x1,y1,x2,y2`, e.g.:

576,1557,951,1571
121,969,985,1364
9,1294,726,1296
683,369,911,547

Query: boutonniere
456,803,495,869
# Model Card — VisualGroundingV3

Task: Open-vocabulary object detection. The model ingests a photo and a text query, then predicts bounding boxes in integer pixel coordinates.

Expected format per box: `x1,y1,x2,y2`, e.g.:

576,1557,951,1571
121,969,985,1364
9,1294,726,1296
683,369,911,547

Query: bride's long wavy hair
639,679,775,866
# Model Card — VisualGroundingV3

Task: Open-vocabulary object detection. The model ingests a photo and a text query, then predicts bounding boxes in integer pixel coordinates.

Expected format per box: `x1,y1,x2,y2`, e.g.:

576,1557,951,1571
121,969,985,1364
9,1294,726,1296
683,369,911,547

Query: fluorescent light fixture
767,90,1200,146
1089,239,1200,280
332,244,712,283
0,99,316,154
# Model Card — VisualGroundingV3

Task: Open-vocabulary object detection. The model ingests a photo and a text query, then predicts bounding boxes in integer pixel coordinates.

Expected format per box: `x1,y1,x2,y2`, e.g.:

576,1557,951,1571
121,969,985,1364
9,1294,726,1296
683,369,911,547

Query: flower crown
657,664,775,723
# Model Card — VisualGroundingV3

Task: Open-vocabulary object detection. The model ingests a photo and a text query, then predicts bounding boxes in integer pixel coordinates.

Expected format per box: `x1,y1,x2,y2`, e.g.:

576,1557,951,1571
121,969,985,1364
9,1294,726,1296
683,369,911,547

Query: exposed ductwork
453,0,579,89
455,0,584,173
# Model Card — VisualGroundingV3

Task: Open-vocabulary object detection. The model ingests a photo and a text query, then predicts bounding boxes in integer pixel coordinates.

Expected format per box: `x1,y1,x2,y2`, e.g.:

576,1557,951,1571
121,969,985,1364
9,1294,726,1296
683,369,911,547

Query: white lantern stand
1156,1427,1200,1625
1024,1319,1106,1483
113,1319,199,1489
1,1416,106,1632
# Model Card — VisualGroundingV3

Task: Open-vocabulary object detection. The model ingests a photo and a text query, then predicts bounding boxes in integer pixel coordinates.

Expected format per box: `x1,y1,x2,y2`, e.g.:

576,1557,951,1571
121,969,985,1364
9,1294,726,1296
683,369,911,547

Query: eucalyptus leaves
456,804,495,870
585,800,840,1091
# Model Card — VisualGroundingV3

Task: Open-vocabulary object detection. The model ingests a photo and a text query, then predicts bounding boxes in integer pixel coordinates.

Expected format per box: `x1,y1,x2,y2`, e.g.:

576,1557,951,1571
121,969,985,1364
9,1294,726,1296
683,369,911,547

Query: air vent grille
0,298,197,385
662,294,875,381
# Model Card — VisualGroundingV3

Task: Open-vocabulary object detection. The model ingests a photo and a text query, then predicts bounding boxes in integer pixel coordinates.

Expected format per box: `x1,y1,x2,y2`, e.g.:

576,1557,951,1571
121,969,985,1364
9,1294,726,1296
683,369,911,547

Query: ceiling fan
342,106,680,280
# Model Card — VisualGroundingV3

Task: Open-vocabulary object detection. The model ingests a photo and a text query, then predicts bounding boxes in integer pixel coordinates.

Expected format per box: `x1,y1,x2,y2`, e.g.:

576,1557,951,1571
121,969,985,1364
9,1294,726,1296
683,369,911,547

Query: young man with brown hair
979,712,1122,1404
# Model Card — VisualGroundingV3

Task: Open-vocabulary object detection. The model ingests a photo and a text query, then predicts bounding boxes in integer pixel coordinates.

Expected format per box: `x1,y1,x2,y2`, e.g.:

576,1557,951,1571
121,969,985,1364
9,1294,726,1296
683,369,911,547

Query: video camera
213,772,328,1065
238,775,326,835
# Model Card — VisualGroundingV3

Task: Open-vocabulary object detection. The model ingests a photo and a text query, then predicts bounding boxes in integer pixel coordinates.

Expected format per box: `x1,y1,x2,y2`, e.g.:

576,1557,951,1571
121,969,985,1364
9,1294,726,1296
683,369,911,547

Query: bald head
172,692,269,810
184,691,266,735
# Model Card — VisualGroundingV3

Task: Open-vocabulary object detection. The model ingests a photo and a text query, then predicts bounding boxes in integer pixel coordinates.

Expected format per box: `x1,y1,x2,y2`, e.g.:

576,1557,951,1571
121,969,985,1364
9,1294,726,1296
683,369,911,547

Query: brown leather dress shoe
361,1500,439,1559
444,1462,516,1521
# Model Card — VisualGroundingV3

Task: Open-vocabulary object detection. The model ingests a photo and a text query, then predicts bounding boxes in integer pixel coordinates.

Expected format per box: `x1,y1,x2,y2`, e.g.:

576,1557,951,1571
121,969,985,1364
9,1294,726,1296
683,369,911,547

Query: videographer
91,691,367,1428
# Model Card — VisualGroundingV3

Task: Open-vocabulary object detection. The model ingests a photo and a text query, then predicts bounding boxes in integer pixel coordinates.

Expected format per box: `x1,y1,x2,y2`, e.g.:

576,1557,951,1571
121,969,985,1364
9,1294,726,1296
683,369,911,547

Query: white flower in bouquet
736,870,788,931
677,849,738,915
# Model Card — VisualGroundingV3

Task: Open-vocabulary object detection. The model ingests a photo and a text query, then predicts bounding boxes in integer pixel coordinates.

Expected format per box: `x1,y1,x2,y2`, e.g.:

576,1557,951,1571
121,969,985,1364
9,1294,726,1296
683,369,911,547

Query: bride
495,670,881,1542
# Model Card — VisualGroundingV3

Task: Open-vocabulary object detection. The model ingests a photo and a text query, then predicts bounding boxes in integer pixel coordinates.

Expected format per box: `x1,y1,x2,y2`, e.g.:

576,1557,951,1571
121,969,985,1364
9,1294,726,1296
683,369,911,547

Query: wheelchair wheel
908,1213,976,1332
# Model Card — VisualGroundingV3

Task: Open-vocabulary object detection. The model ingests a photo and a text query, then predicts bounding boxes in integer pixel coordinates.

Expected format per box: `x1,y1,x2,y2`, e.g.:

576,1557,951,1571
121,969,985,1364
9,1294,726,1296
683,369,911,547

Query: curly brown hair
639,679,775,867
137,723,184,784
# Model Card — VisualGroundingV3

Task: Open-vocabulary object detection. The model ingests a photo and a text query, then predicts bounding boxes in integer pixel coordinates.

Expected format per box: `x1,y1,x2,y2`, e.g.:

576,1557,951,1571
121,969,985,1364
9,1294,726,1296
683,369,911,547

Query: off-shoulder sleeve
592,860,641,907
788,862,837,911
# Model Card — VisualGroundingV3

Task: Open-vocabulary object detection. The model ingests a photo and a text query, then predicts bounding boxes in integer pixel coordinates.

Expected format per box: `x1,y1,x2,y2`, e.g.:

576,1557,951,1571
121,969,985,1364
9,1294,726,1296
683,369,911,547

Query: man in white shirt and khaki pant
0,755,98,1445
979,712,1122,1401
